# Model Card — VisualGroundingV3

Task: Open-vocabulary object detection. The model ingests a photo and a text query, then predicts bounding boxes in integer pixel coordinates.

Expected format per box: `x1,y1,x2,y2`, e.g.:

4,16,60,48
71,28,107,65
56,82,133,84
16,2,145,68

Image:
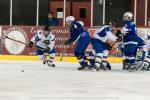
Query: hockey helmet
123,12,133,21
43,25,51,31
109,20,118,28
66,16,75,22
43,25,51,36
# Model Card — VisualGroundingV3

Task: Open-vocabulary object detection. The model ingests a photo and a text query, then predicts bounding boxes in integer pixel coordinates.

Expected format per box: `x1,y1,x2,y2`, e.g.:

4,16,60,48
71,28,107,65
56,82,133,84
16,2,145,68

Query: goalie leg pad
138,59,150,71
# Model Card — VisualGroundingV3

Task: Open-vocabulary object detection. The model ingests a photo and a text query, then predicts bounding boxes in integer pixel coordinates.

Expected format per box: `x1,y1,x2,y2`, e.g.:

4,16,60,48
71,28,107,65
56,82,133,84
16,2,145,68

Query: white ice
0,61,150,100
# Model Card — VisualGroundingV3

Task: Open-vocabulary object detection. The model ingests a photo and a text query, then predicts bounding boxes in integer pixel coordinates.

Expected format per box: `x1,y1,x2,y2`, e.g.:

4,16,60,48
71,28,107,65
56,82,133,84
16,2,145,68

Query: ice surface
0,61,150,100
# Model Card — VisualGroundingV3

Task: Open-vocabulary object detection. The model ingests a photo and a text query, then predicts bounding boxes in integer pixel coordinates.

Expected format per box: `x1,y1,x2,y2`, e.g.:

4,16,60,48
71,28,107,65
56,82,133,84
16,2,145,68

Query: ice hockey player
147,19,150,60
144,19,150,70
89,20,118,71
136,19,150,71
64,16,91,70
28,26,55,67
121,12,147,71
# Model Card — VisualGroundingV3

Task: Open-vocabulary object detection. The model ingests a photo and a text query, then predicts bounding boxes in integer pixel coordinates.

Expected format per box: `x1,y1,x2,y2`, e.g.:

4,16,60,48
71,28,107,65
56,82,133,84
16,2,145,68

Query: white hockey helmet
123,12,133,19
65,16,75,22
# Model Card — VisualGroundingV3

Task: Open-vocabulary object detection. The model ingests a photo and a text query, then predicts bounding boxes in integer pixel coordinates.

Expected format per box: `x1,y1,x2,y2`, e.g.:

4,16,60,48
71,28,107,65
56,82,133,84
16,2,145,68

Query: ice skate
47,61,55,67
78,62,91,70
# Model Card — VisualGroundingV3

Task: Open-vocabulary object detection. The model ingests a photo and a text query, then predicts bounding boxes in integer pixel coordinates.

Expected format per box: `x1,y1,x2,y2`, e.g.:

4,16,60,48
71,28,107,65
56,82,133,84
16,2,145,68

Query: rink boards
0,55,123,63
0,26,149,63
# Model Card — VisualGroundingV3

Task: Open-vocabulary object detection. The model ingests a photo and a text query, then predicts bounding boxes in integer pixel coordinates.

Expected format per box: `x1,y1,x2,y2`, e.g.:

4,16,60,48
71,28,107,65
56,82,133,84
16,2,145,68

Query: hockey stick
5,36,53,52
60,45,67,61
59,42,75,61
5,36,28,45
5,36,47,52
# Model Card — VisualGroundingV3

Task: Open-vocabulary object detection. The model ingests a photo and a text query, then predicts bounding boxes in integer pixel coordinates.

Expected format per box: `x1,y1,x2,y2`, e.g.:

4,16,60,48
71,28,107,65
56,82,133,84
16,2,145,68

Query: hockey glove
44,47,50,53
115,30,124,42
117,37,123,42
64,39,72,45
28,41,34,48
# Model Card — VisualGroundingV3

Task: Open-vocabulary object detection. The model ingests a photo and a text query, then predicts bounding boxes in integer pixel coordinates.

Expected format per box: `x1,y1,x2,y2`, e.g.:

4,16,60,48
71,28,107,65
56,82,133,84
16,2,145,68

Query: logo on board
4,27,28,54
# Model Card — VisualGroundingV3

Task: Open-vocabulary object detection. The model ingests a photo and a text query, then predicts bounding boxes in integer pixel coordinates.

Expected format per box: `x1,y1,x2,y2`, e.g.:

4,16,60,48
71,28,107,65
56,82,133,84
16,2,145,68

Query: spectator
43,12,58,26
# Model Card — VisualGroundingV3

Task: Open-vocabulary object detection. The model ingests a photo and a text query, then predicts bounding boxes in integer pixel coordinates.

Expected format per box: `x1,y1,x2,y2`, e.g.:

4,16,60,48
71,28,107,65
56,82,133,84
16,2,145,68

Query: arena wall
0,26,2,54
0,26,149,63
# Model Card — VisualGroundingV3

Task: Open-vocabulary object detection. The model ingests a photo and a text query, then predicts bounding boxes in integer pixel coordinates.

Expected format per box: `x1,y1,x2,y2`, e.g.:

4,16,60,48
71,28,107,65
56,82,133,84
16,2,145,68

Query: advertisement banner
0,26,2,54
1,26,74,56
4,26,149,56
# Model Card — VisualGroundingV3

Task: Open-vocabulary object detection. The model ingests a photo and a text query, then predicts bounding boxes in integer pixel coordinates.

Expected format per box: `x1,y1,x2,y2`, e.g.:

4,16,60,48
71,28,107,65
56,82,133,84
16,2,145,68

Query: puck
21,70,24,72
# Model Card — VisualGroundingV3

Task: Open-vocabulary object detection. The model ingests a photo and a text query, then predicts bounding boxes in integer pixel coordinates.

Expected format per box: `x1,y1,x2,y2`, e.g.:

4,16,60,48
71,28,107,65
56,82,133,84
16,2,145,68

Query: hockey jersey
93,25,117,43
69,21,89,42
121,20,140,43
121,21,137,35
31,30,55,50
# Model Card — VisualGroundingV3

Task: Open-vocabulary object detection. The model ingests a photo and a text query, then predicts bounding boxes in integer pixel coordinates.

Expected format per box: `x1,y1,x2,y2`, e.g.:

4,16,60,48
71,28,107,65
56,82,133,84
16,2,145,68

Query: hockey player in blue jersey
28,26,56,67
121,12,146,70
89,20,118,70
64,16,91,70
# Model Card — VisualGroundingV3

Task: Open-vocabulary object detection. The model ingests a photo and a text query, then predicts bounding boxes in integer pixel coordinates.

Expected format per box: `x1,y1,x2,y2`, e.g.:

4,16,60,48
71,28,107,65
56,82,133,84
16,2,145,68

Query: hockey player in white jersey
28,26,55,67
90,20,119,70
